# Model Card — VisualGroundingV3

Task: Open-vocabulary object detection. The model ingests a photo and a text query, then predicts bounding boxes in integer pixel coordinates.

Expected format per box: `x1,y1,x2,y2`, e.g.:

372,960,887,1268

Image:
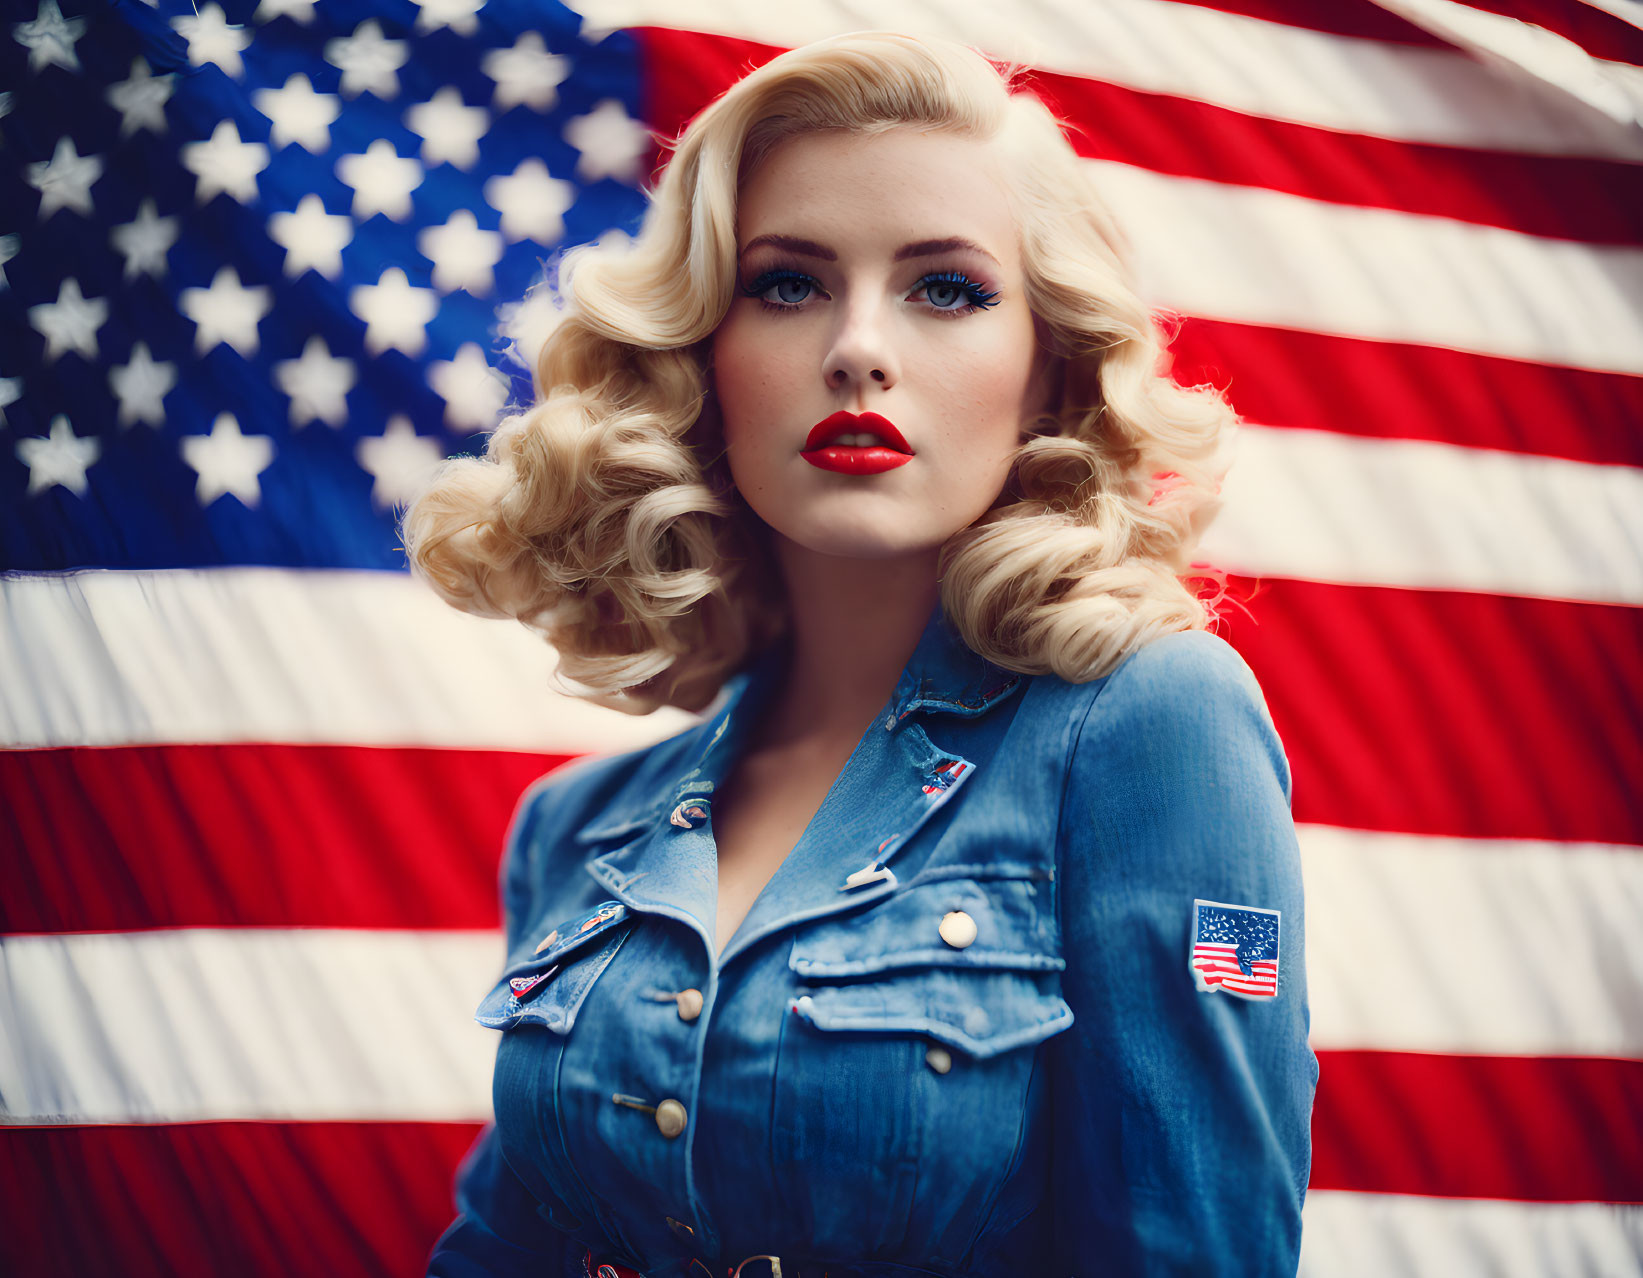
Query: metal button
939,910,977,949
926,1045,953,1074
655,1098,687,1139
676,988,704,1021
666,1215,695,1241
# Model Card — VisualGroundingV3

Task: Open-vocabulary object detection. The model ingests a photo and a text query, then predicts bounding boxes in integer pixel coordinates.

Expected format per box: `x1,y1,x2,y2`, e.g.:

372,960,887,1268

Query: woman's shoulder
1022,626,1272,737
1041,626,1290,802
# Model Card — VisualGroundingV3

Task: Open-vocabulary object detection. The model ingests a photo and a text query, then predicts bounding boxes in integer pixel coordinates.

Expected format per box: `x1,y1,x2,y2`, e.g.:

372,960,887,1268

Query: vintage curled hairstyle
401,30,1237,716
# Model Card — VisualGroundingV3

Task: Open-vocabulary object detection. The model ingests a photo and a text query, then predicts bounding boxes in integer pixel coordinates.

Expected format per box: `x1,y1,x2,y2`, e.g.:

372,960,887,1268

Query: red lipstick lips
800,411,914,475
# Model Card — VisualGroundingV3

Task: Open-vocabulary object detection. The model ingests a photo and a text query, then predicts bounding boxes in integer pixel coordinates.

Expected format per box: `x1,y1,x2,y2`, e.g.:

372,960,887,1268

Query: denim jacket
428,600,1316,1277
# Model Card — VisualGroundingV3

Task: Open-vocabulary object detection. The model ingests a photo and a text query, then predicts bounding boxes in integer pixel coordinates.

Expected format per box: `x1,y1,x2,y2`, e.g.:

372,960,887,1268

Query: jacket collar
572,597,1022,846
574,595,1027,967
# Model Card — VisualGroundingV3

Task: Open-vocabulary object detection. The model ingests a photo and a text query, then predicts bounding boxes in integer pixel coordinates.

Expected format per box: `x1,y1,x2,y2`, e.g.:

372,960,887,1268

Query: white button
925,1045,953,1074
939,910,977,949
655,1098,687,1138
675,988,704,1021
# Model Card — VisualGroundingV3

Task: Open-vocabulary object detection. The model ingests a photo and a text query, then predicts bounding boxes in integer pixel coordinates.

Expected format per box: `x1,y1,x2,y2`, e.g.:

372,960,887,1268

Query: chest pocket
476,900,634,1034
770,867,1072,1257
788,867,1073,1055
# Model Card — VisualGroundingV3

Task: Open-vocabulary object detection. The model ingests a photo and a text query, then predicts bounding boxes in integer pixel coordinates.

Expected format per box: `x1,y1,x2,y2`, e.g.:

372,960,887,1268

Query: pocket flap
790,871,1063,979
476,901,632,1032
791,967,1073,1060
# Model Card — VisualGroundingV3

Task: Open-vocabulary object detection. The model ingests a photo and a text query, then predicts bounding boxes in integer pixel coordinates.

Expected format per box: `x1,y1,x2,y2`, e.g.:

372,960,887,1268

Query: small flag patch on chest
1190,899,1280,1000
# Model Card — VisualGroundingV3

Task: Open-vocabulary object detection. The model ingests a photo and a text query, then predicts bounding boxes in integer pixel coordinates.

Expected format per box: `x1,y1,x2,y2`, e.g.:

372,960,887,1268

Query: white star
405,87,487,170
349,268,438,356
181,118,269,205
13,0,86,74
106,57,173,137
172,3,252,79
252,0,316,23
27,136,103,219
418,210,502,294
179,265,272,357
267,192,352,279
496,284,566,380
482,31,569,113
357,414,445,509
325,20,408,100
254,72,339,152
110,198,179,281
0,376,20,425
0,233,18,290
273,334,356,427
28,277,107,362
483,158,574,244
335,138,422,221
427,342,509,432
17,415,100,496
410,0,483,36
564,99,650,185
109,341,177,428
180,412,275,507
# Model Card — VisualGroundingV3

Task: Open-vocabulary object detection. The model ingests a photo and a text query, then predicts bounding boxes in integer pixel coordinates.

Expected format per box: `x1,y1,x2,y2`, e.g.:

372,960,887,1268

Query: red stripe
0,1120,482,1278
1455,0,1643,66
1312,1050,1643,1202
1022,65,1643,245
1170,319,1643,468
0,744,573,933
636,28,1643,245
1163,0,1643,64
1217,578,1643,846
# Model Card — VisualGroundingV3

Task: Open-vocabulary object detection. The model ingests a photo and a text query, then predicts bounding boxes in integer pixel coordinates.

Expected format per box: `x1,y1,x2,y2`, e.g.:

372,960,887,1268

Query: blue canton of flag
1189,898,1280,1000
1,0,650,572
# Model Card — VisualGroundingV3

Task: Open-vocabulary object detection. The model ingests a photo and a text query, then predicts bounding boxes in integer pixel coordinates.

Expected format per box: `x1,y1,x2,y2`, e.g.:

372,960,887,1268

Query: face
710,126,1054,564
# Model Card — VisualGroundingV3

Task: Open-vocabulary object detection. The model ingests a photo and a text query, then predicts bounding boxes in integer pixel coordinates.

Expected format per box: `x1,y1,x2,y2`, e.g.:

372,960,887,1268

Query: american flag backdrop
1,0,1640,1273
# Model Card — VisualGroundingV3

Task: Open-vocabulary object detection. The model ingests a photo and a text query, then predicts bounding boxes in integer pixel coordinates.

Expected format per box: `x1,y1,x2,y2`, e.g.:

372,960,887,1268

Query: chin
769,515,955,563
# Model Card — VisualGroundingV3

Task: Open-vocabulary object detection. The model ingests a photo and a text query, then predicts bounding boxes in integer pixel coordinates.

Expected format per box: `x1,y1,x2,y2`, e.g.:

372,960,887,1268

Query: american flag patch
1190,899,1280,1001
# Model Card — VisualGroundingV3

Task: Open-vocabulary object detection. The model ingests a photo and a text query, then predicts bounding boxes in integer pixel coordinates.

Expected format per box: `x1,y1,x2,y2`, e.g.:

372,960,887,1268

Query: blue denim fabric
427,600,1316,1277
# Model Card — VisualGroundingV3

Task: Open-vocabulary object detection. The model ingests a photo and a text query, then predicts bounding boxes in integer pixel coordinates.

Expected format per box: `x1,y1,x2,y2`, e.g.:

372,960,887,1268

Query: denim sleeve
426,774,580,1277
1049,630,1317,1277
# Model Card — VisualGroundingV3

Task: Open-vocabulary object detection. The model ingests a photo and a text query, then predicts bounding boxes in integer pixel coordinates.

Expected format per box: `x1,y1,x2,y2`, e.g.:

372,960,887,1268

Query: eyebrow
738,233,1001,267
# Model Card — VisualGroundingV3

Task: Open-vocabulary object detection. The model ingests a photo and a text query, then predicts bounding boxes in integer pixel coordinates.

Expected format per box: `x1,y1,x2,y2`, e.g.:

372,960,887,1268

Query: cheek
711,316,790,443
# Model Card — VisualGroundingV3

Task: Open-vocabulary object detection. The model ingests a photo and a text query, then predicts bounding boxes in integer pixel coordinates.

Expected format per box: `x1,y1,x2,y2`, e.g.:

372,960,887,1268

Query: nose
823,294,897,393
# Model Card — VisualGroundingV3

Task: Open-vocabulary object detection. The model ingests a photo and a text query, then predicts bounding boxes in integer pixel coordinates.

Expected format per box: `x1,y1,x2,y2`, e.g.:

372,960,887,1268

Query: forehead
735,126,1019,264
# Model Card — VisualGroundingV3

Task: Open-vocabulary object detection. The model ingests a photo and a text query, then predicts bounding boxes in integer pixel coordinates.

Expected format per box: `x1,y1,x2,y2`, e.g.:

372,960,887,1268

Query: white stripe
1088,160,1643,376
1372,0,1643,128
0,929,501,1123
1301,1192,1643,1278
0,568,709,749
569,0,1643,160
1302,825,1643,1057
1202,426,1643,604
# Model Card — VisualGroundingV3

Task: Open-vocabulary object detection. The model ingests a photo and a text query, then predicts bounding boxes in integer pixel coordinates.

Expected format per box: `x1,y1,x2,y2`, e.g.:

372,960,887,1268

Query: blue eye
739,265,1001,316
916,271,1000,314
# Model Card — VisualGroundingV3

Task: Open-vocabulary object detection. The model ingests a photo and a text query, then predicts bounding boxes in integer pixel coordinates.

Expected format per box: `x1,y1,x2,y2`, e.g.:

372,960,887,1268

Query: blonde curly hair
400,30,1238,716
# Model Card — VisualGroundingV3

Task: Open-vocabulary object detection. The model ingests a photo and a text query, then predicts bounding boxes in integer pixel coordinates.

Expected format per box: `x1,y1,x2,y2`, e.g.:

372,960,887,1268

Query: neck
753,539,942,753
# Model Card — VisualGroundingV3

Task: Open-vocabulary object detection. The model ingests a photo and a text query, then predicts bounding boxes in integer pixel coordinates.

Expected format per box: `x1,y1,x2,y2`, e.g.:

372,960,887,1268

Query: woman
407,30,1315,1278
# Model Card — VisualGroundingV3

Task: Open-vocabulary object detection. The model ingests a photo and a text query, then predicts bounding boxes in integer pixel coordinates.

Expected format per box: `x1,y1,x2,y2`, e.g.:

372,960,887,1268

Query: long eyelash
919,270,1000,316
739,265,1002,316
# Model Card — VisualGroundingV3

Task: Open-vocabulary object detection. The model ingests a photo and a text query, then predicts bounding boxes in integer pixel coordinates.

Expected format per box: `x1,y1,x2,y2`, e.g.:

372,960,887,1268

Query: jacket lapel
578,600,1024,971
